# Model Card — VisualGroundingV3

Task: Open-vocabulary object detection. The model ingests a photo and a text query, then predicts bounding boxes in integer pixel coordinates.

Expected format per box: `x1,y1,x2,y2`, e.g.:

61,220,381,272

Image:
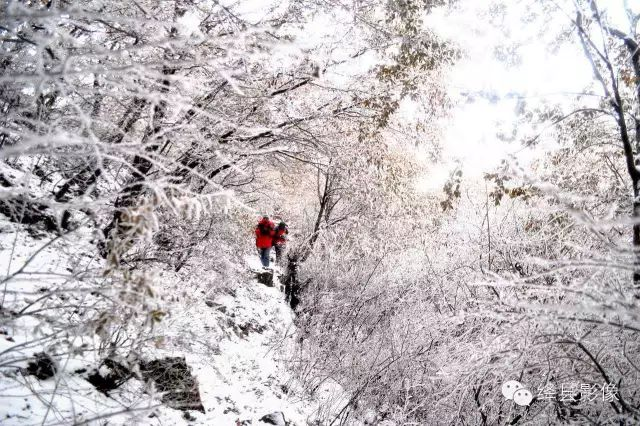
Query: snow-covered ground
0,211,327,425
130,255,321,425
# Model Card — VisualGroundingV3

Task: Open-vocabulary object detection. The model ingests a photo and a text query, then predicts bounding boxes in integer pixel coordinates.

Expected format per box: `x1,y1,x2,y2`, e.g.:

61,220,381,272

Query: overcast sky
419,0,640,192
420,1,587,190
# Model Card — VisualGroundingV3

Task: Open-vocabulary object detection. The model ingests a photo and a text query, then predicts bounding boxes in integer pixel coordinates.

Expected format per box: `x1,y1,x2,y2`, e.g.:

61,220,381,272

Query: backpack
258,222,272,235
273,223,288,245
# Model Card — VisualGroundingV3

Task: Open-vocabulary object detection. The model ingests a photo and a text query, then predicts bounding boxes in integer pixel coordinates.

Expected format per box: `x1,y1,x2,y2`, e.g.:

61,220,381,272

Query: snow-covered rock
259,411,286,425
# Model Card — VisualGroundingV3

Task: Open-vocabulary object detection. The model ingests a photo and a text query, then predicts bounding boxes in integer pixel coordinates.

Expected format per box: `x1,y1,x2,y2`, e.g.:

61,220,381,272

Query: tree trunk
101,67,175,257
633,181,640,286
577,7,640,288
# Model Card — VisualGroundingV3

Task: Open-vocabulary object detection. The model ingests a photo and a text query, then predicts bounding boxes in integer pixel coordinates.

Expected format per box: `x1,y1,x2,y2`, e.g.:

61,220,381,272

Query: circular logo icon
501,380,523,400
502,380,533,406
513,388,533,406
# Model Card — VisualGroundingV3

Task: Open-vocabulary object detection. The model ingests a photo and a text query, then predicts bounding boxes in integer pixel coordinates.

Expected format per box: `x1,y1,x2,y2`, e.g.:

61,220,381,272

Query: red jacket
273,224,288,246
255,218,275,248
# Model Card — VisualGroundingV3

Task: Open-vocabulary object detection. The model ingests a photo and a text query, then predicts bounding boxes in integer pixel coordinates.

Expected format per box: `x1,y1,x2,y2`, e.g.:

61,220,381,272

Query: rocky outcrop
140,357,205,413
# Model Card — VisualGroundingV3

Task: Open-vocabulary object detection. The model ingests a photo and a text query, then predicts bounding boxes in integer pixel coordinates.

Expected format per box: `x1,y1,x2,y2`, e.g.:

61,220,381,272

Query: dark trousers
274,244,285,265
258,247,271,267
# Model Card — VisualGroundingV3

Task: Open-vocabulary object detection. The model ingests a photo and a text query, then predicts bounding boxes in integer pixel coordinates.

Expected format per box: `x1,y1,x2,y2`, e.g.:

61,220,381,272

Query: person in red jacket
272,220,288,265
255,216,275,268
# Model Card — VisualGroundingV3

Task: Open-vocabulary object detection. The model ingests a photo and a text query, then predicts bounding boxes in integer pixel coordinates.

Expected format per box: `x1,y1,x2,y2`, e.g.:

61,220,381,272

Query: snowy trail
109,255,318,425
185,259,314,425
